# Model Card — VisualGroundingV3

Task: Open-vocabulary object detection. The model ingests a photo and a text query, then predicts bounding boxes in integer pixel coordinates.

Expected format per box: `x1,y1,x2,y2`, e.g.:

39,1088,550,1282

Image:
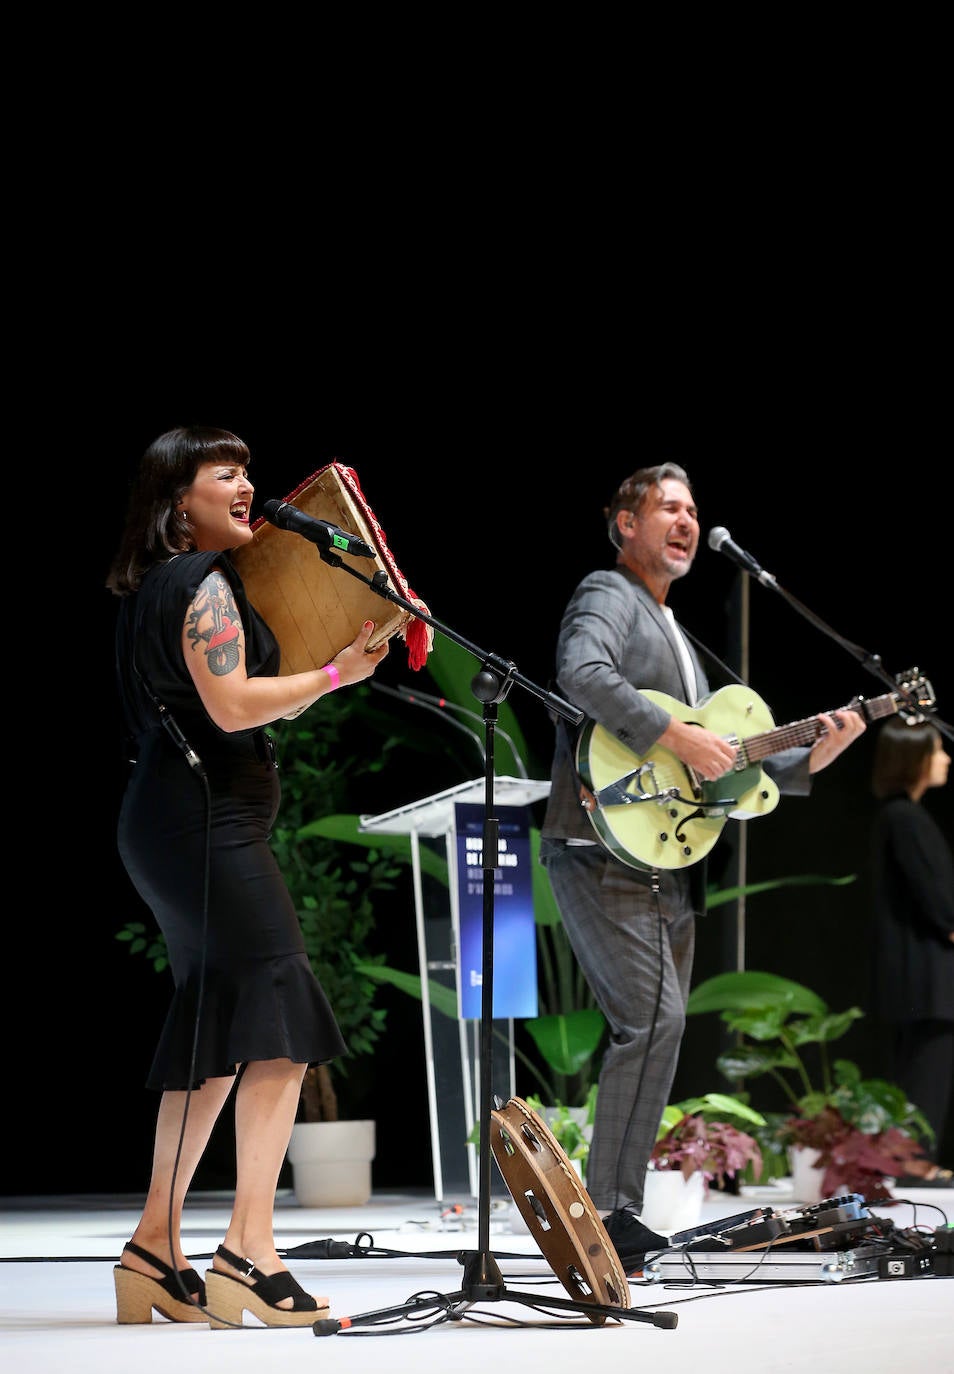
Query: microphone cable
151,728,253,1328
162,755,226,1319
561,702,667,1214
130,659,247,1325
612,879,666,1213
147,734,247,1329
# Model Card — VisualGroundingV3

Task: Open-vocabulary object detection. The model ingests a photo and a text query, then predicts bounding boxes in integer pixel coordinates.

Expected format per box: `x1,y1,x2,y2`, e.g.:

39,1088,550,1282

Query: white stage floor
2,1181,951,1373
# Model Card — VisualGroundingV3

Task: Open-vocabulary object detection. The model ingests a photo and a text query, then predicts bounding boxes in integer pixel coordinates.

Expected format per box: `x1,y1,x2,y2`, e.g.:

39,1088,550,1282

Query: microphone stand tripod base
312,1095,678,1335
458,1249,507,1300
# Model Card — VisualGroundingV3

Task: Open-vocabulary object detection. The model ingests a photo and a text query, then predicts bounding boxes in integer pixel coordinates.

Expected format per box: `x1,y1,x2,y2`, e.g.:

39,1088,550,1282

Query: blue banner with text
455,801,539,1019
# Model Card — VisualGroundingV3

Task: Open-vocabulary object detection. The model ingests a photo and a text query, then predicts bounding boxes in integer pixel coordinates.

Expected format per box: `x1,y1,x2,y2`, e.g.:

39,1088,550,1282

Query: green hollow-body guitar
576,674,933,872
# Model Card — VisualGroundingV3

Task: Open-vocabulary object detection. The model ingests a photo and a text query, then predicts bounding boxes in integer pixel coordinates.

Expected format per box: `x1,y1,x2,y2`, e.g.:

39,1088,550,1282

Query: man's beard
662,552,694,580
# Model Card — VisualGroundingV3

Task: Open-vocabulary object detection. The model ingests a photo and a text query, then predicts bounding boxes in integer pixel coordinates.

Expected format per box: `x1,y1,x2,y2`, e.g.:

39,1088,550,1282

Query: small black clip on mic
263,499,376,558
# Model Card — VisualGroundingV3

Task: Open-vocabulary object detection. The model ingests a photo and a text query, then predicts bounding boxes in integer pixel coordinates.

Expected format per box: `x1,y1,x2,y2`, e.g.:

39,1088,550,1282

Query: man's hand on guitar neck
807,709,866,773
656,705,865,782
657,715,739,782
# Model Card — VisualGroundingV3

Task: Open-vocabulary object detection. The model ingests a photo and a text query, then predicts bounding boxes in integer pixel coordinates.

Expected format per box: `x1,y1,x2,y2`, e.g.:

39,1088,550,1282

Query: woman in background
870,716,953,1185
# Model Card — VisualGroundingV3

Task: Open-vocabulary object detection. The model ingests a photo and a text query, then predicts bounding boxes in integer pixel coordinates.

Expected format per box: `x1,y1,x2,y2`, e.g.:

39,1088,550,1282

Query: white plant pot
788,1145,825,1203
640,1168,705,1234
287,1120,376,1207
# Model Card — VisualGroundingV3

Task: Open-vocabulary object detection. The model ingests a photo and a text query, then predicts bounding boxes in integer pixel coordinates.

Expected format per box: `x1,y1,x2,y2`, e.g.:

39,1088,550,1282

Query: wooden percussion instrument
233,462,418,674
489,1096,631,1322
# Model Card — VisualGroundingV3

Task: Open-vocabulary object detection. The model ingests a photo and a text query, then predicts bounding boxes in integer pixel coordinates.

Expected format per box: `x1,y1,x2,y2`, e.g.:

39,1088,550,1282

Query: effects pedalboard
641,1194,950,1285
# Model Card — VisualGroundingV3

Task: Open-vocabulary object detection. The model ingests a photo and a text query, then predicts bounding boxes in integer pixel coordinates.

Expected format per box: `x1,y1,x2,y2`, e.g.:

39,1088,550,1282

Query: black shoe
603,1208,668,1271
204,1245,329,1329
114,1241,207,1324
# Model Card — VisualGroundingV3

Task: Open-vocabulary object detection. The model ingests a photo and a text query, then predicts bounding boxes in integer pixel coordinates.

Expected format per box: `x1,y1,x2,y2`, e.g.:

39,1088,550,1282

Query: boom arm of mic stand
315,548,583,728
733,563,950,740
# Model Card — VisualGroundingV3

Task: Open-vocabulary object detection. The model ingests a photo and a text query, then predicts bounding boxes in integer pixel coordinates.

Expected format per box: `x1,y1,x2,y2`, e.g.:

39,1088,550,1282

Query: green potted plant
518,868,860,1114
650,1092,766,1190
519,1084,765,1234
685,969,934,1201
270,704,405,1204
639,1091,767,1232
522,1087,763,1193
523,1088,598,1176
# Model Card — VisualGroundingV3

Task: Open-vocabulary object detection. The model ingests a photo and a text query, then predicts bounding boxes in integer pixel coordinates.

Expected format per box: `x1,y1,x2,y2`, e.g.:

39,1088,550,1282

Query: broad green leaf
705,873,856,909
787,1009,864,1046
523,1009,605,1077
716,1046,801,1080
678,1092,767,1126
297,814,449,884
354,962,460,1019
687,970,828,1017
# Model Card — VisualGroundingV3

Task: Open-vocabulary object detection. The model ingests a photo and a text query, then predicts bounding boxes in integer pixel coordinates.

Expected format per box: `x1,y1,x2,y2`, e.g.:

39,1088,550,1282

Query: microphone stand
302,545,679,1333
726,555,948,740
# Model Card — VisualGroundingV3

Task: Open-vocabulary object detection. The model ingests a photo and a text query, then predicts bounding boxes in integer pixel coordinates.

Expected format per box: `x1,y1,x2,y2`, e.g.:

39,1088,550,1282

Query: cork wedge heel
204,1245,330,1329
114,1241,207,1324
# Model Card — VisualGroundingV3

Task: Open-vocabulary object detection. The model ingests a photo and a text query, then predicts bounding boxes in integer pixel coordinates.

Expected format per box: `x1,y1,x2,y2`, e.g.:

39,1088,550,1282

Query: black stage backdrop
12,368,952,1198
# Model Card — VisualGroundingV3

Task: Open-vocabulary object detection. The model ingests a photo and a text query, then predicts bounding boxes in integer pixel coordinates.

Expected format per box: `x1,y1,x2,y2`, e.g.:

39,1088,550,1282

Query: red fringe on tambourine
287,461,433,671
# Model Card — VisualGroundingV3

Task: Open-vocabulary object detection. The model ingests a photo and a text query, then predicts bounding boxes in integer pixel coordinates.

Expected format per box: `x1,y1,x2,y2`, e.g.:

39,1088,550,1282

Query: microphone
262,499,376,558
707,526,777,587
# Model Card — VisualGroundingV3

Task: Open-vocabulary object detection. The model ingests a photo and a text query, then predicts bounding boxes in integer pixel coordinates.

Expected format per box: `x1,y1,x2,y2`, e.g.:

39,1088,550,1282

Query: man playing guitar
539,463,866,1272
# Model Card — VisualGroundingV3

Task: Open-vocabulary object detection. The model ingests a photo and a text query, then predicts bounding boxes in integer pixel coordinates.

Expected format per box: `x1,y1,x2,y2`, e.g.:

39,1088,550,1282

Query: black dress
115,551,346,1091
869,791,954,1150
870,793,954,1024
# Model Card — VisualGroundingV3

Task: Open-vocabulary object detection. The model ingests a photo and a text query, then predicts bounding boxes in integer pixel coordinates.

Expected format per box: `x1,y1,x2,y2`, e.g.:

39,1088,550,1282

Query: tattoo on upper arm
185,571,244,677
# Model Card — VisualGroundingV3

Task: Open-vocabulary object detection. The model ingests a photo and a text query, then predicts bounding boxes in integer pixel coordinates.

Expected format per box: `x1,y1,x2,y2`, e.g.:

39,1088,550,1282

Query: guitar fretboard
741,693,901,765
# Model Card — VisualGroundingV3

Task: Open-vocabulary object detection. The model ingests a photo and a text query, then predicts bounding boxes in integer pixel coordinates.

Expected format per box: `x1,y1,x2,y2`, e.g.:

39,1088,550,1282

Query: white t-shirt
660,604,698,705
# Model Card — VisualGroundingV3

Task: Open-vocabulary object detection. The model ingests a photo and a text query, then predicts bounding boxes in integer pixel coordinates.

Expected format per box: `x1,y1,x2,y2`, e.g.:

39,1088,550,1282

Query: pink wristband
322,663,340,692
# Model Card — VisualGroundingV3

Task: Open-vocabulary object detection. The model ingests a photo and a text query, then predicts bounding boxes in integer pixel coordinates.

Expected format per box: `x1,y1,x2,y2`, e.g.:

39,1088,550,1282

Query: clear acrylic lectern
360,776,550,1201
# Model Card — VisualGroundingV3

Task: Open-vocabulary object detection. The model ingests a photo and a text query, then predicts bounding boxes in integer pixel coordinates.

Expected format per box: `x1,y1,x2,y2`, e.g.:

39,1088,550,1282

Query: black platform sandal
204,1244,330,1329
114,1240,208,1324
